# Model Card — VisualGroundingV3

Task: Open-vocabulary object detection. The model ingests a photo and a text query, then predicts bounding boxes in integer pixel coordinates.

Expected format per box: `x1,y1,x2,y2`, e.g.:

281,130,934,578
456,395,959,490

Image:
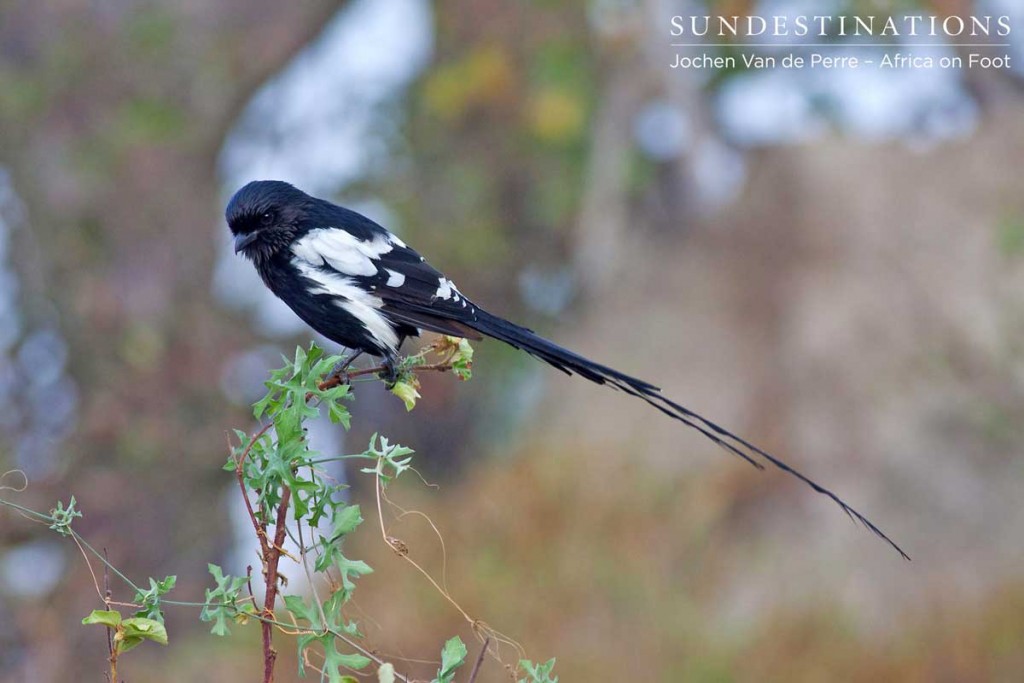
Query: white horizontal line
670,43,1011,47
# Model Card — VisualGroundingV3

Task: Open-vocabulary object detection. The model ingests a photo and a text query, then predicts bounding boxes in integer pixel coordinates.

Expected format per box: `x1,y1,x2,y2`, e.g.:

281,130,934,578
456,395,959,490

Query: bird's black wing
345,241,485,341
294,225,908,559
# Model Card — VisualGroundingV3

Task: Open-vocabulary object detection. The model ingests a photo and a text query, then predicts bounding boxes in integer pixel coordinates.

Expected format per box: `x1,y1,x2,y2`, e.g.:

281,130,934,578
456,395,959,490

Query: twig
102,548,112,606
271,611,413,682
373,473,524,665
316,359,457,392
103,548,116,683
295,518,329,634
261,485,291,683
246,565,255,600
235,423,292,683
70,532,105,604
235,424,274,556
468,636,491,683
71,531,143,594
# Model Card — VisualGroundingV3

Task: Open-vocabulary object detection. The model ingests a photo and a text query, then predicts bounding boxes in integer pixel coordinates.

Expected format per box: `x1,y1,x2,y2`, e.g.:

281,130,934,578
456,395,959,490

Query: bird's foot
328,351,364,384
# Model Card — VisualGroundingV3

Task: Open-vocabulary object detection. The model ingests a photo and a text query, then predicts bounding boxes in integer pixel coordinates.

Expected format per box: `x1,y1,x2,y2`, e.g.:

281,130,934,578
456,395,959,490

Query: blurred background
1,0,1023,680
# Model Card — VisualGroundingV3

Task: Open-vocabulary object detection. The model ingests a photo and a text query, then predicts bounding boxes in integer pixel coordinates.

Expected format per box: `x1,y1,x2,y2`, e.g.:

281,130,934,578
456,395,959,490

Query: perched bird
227,180,907,559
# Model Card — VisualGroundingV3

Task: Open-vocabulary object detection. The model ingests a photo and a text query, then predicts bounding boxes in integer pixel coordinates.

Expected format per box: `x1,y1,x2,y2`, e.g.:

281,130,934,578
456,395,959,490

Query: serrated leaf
302,486,335,528
295,632,322,676
451,338,474,380
133,575,176,623
328,400,352,427
49,496,82,536
335,556,373,591
201,564,250,636
435,636,468,682
325,641,372,681
330,504,363,539
283,594,322,630
252,393,273,419
518,658,558,683
321,590,361,637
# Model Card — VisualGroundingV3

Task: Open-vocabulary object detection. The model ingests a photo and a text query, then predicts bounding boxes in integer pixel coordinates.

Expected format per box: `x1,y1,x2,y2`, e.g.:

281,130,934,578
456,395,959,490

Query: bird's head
226,180,311,264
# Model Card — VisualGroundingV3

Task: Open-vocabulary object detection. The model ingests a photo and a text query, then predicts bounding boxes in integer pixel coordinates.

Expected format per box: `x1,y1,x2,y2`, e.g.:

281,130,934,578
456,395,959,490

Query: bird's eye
260,211,275,226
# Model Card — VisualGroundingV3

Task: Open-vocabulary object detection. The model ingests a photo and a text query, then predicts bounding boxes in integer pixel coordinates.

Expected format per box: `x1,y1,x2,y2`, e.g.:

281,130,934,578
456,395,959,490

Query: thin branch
468,636,491,683
261,484,291,683
71,532,143,594
103,548,117,683
295,518,329,633
316,359,457,392
246,565,255,601
268,611,413,683
235,424,274,558
69,533,105,604
373,473,524,665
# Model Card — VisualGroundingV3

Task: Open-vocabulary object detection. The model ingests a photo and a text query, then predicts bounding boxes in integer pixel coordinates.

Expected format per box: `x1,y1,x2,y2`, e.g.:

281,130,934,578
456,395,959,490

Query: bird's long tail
467,309,909,560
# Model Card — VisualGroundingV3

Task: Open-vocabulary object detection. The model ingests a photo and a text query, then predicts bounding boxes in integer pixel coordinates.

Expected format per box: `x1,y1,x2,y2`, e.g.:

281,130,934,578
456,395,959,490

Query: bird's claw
328,369,351,385
328,360,351,384
379,357,400,388
328,351,363,385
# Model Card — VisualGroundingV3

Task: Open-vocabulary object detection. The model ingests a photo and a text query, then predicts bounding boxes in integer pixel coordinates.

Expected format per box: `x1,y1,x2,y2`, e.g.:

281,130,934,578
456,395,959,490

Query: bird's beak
233,232,258,254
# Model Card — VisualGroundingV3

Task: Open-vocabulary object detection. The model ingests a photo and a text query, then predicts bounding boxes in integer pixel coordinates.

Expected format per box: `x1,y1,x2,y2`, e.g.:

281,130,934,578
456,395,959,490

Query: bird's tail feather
467,309,909,560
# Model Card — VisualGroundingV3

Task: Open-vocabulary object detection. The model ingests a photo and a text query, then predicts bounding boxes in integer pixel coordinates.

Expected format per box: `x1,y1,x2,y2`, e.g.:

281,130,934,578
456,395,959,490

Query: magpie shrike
227,180,907,559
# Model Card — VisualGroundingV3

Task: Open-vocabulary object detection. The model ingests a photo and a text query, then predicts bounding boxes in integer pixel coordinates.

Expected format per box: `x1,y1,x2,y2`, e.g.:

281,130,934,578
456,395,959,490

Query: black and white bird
227,179,907,559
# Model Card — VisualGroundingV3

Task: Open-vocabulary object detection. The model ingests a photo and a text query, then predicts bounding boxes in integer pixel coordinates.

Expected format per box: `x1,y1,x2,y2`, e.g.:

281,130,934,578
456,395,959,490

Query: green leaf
332,651,372,670
283,594,322,631
133,575,176,623
82,609,121,628
451,338,474,380
390,379,421,411
295,632,322,677
297,482,337,528
328,398,352,427
252,391,274,419
324,640,372,682
290,608,369,681
434,636,468,683
49,496,83,537
360,434,415,484
518,658,558,683
330,504,363,539
200,564,250,636
83,611,168,655
335,556,374,592
118,617,168,652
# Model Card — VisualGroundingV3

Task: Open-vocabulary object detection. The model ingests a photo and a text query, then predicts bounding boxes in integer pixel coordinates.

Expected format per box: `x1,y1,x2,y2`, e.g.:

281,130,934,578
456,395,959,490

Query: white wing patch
293,260,400,353
292,229,394,278
434,277,466,304
435,279,451,300
385,269,406,287
435,278,453,300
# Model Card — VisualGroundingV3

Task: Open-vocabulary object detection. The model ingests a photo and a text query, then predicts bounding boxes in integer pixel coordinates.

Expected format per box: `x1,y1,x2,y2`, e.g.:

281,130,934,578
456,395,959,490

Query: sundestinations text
670,15,1011,38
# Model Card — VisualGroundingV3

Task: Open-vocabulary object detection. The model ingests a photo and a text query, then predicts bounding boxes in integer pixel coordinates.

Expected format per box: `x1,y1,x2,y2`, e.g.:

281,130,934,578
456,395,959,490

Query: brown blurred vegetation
1,0,1023,681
